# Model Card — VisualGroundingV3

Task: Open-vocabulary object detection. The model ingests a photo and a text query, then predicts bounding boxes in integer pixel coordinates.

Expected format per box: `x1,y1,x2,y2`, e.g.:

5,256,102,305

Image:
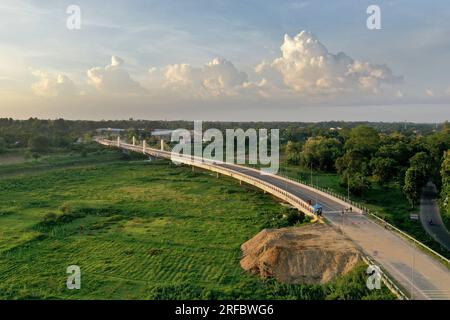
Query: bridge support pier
216,172,219,179
192,166,195,172
239,180,242,186
132,136,136,146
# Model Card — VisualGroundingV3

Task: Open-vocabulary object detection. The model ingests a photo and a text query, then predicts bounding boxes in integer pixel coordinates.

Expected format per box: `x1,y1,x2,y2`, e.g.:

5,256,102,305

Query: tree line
1,118,448,210
285,123,450,208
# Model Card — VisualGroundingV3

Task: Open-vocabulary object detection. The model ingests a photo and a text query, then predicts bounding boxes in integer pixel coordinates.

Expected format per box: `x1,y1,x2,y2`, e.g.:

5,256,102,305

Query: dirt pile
240,224,361,284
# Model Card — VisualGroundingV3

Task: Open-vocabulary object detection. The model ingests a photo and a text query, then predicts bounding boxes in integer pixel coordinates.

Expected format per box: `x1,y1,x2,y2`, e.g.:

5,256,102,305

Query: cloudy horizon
1,0,450,122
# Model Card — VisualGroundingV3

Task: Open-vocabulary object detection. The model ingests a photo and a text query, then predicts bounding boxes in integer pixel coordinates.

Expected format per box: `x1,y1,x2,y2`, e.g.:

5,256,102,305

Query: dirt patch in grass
0,153,26,165
241,224,361,285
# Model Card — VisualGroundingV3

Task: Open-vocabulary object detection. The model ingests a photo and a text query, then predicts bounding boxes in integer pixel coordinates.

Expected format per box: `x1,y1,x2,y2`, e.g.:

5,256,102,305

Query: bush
262,207,306,229
0,137,6,154
285,208,305,225
28,135,50,153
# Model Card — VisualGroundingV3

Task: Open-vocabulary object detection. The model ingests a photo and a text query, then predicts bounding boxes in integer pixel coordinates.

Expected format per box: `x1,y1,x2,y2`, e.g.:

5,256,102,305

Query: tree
0,137,6,154
285,141,302,165
403,167,425,207
409,152,432,177
370,157,397,185
335,126,380,193
28,135,50,153
342,171,371,196
441,151,450,215
336,149,370,176
344,126,380,157
301,136,342,171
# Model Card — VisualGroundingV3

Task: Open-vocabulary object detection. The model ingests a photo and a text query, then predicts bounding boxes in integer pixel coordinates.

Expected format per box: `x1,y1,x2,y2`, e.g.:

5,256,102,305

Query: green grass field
0,149,394,300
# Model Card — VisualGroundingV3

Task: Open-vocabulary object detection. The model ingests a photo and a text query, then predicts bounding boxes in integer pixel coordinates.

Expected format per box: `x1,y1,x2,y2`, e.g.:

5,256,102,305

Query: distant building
151,129,173,139
95,128,126,134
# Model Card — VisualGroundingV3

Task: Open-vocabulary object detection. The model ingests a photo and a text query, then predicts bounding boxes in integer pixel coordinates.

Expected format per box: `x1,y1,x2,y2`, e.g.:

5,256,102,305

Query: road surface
420,182,450,251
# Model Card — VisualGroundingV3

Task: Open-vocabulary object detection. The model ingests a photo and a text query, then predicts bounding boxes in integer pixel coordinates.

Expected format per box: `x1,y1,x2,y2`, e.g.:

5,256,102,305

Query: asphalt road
218,164,450,300
420,182,450,251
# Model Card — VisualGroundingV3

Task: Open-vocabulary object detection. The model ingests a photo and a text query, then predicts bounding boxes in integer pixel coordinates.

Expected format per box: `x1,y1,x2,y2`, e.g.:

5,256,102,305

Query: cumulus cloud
87,56,145,94
30,69,77,97
164,57,248,97
26,32,404,105
256,31,402,95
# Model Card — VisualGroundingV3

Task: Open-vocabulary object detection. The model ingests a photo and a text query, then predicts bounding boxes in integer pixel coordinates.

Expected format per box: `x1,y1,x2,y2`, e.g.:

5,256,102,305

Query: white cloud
164,57,248,97
30,69,77,97
87,56,145,94
256,31,402,95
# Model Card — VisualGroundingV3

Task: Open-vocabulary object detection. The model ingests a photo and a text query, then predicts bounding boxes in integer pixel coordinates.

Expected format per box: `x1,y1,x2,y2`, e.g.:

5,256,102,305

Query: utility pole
315,175,318,205
411,245,415,299
347,172,350,201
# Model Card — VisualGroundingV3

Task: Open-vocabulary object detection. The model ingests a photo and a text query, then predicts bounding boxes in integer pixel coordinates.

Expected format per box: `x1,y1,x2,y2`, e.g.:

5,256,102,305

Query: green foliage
285,141,302,165
342,171,371,196
441,151,450,217
403,167,425,207
301,136,342,171
0,137,6,154
409,151,432,177
262,207,306,229
344,126,380,157
28,135,50,153
370,157,397,185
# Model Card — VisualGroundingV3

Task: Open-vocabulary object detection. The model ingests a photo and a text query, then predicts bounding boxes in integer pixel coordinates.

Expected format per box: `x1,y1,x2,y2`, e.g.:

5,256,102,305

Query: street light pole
347,172,350,201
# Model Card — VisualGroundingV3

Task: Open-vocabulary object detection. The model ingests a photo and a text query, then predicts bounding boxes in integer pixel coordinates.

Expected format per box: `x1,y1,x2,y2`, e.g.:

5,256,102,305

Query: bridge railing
97,138,316,216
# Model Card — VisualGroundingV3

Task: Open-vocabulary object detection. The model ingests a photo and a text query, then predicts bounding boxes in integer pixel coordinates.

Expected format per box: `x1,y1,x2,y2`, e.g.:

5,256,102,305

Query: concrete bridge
96,137,450,300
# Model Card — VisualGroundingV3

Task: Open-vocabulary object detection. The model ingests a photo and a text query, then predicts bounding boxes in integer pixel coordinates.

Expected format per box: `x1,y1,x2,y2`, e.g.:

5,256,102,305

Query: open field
0,149,394,299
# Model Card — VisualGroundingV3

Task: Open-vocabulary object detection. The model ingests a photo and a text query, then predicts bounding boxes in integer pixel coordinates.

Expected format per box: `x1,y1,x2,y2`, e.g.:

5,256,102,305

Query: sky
0,0,449,122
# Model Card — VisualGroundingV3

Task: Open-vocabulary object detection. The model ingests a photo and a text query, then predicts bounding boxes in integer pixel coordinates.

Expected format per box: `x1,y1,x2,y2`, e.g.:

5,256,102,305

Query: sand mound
240,224,361,284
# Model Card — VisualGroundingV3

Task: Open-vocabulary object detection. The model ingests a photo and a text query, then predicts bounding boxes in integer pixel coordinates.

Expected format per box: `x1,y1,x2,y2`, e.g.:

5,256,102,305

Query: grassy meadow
0,147,394,299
